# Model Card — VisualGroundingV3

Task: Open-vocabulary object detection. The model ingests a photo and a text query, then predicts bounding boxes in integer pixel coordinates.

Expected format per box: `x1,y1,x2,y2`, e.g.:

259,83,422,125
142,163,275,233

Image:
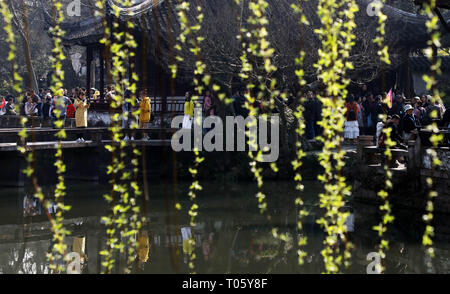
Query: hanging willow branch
290,0,309,266
371,0,395,274
234,0,262,215
0,1,29,175
314,0,358,273
2,0,67,273
98,0,136,274
174,0,210,274
245,0,278,216
421,0,444,269
95,0,117,274
121,6,143,273
48,0,71,273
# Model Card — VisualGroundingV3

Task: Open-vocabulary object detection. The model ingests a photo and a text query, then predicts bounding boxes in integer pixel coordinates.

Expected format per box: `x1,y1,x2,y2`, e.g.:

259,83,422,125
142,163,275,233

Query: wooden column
100,46,105,102
86,45,93,91
90,53,96,90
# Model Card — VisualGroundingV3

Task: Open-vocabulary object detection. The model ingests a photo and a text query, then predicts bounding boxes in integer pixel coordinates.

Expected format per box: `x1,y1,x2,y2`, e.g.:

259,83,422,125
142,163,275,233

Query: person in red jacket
66,99,76,119
344,95,360,143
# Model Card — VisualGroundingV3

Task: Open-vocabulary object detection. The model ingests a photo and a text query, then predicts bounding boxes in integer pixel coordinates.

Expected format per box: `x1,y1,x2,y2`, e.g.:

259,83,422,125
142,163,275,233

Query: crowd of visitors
0,87,94,142
1,84,449,147
230,84,449,148
302,85,450,148
349,89,449,148
0,87,97,120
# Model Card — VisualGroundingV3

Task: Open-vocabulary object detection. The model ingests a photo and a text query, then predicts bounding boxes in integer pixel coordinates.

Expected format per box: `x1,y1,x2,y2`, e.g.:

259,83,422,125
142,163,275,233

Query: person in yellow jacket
181,227,195,265
75,91,90,143
183,91,194,129
139,90,151,140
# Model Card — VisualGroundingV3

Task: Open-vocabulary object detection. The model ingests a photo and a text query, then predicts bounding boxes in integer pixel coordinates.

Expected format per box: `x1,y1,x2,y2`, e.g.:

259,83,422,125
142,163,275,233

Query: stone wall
422,147,450,172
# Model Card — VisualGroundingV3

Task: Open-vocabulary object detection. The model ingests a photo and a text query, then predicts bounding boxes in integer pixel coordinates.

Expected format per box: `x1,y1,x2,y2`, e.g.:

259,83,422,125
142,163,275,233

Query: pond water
0,180,448,274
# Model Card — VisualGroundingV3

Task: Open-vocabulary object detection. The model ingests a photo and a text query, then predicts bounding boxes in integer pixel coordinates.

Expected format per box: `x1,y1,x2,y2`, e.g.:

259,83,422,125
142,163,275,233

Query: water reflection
23,194,45,217
23,193,60,218
0,181,448,274
137,231,150,268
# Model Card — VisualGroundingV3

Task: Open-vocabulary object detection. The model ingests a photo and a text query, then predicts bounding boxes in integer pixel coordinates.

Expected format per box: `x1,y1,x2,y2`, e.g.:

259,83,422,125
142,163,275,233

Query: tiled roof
409,56,450,72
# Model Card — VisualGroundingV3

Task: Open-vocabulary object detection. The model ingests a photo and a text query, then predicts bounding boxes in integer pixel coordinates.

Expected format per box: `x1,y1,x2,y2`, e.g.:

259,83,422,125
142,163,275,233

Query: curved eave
42,5,104,46
60,26,104,46
107,0,165,18
44,0,450,49
410,55,450,71
379,0,450,48
61,33,104,47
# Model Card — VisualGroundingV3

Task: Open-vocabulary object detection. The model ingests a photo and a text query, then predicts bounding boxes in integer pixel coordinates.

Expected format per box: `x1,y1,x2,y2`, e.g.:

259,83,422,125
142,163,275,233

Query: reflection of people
23,194,42,217
181,227,194,264
345,207,355,244
331,206,356,252
137,230,150,270
23,194,33,216
202,235,212,261
72,236,88,272
47,201,58,214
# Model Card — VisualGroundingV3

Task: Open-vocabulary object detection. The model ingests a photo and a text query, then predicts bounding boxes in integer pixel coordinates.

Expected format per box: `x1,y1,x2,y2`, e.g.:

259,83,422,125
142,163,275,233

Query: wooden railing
88,96,204,115
0,127,178,146
0,97,204,128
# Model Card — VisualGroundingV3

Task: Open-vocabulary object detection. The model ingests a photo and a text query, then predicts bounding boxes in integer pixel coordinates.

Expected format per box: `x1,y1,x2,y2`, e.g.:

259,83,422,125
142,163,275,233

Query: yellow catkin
371,0,395,274
290,0,309,266
97,0,140,274
421,0,443,269
314,0,358,273
174,0,209,274
48,0,71,273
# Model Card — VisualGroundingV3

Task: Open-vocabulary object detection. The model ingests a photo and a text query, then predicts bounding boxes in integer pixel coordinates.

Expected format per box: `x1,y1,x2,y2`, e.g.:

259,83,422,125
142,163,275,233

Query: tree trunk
10,0,39,92
21,0,38,91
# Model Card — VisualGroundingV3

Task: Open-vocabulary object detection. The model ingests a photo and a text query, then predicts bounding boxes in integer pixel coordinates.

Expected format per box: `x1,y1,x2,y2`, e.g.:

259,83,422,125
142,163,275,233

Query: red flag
0,97,5,109
386,89,393,109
